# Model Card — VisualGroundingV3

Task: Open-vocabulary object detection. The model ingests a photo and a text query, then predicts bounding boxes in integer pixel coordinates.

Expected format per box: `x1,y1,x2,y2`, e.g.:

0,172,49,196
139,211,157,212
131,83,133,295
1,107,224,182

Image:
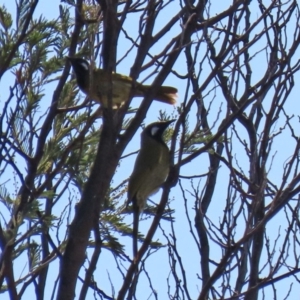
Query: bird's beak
165,119,176,126
66,56,77,65
66,57,76,69
160,119,176,130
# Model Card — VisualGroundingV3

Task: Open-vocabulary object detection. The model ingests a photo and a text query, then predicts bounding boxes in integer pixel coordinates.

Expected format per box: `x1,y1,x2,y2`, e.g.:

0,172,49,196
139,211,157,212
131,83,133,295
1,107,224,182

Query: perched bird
67,57,178,108
127,120,175,258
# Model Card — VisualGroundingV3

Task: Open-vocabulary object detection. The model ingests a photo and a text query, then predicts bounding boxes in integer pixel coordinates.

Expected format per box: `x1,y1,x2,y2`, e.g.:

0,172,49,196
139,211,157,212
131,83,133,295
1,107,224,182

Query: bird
67,57,178,108
127,119,175,258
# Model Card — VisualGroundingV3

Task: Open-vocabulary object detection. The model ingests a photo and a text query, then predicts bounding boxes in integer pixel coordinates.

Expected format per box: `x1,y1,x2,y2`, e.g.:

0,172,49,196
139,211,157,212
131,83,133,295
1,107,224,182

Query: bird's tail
132,199,139,259
140,85,178,105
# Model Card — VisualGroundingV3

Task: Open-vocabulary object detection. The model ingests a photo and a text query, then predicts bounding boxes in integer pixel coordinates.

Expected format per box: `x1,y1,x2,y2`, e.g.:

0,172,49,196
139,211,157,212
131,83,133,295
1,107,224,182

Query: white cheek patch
151,126,159,136
80,61,89,71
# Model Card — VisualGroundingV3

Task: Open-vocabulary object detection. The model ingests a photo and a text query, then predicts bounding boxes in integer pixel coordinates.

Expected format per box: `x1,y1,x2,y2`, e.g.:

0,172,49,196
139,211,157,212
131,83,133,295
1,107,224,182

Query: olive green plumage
128,120,175,257
67,57,178,108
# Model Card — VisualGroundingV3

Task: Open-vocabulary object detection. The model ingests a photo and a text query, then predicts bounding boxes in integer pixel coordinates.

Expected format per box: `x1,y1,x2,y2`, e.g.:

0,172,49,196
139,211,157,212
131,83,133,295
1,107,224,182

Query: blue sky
1,0,300,299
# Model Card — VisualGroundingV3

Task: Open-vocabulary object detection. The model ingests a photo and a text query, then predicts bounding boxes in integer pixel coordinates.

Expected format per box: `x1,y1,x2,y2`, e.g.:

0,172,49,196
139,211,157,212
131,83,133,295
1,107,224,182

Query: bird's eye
150,126,159,136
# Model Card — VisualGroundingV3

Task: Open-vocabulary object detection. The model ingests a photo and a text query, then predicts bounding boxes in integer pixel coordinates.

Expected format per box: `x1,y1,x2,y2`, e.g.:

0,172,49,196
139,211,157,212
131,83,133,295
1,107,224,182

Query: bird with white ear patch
67,57,178,108
128,119,175,258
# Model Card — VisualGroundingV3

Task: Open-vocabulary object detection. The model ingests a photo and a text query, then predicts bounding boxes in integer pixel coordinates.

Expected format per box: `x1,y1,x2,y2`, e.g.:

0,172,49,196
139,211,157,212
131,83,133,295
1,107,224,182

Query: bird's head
67,57,90,91
67,57,90,77
142,119,176,143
